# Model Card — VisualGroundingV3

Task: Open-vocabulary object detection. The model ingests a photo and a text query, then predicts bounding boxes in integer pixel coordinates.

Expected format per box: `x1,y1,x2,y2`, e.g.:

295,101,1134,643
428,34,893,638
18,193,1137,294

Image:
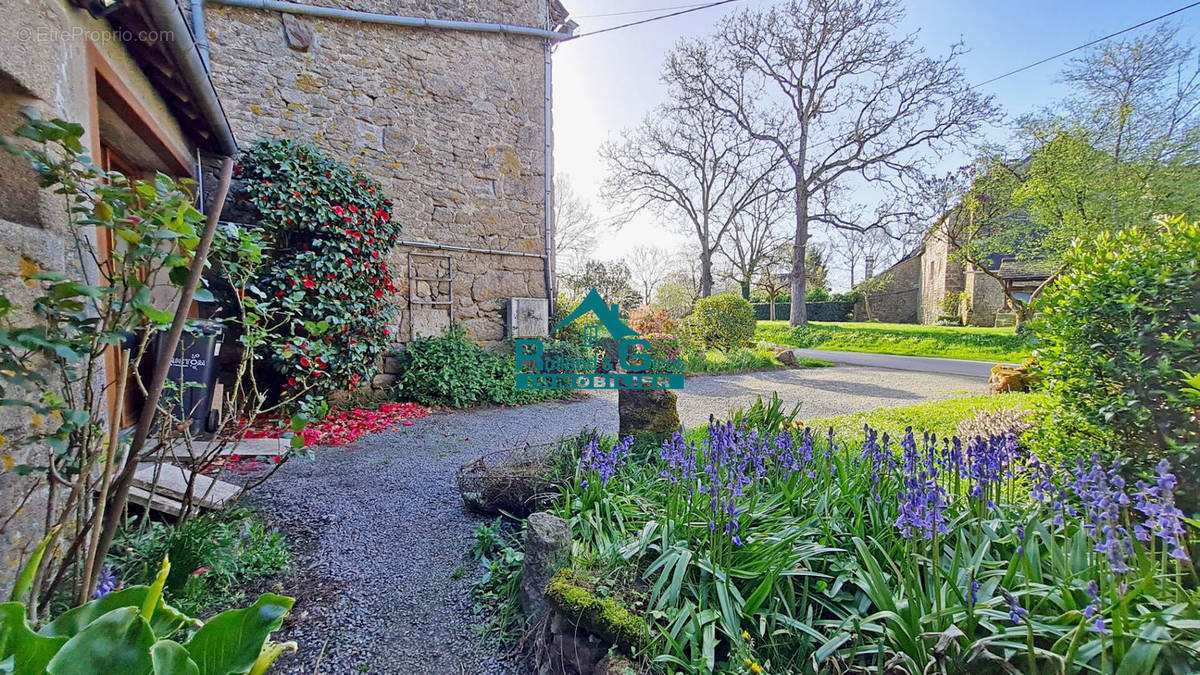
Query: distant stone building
859,217,1050,327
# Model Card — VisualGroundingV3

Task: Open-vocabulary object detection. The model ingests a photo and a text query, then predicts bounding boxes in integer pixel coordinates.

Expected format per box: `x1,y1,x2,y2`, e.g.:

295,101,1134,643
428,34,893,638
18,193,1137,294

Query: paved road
255,363,987,673
792,348,1010,379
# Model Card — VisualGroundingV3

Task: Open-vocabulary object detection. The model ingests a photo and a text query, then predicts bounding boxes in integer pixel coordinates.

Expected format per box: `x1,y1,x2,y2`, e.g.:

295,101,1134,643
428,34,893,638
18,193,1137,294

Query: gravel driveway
255,364,986,673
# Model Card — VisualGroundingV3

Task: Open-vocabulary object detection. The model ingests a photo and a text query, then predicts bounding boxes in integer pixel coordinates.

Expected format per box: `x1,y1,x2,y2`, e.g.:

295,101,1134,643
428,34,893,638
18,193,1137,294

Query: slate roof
997,259,1054,280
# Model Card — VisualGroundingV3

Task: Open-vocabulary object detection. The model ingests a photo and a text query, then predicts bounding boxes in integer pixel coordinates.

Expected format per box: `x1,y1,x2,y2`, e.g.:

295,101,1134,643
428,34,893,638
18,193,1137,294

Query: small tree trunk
768,293,777,321
789,176,809,327
740,279,750,300
700,251,713,297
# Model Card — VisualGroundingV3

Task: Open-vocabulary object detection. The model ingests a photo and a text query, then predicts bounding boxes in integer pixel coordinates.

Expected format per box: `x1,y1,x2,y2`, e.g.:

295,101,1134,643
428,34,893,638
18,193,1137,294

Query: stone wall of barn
202,0,556,377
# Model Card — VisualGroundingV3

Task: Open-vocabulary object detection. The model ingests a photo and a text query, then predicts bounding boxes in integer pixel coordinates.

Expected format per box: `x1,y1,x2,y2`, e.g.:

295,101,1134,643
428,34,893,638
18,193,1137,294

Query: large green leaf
150,640,199,675
11,530,56,604
46,607,154,675
183,594,293,675
38,588,196,640
0,602,68,674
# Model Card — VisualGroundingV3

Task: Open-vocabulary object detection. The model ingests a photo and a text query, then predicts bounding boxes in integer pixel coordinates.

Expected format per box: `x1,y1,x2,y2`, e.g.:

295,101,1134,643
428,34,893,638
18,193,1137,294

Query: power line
568,0,744,40
574,2,715,19
799,2,1200,154
973,0,1200,88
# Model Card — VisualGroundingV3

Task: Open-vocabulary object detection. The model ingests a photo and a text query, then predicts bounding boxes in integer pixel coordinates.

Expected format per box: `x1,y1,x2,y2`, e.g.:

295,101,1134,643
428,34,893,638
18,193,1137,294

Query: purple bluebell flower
1132,460,1190,561
1070,456,1134,574
1001,589,1028,625
659,428,697,485
94,566,116,599
894,428,949,540
579,434,634,487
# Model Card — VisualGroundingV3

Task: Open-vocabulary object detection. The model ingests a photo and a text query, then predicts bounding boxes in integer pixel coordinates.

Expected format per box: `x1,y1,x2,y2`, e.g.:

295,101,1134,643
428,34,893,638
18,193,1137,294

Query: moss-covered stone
544,568,650,653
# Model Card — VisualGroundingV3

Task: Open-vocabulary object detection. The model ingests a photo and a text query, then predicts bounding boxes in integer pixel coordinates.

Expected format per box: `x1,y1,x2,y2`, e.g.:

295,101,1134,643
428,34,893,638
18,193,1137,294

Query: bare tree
1057,24,1200,167
601,77,782,297
754,245,793,320
667,0,998,325
831,226,900,288
718,180,790,299
553,174,600,273
627,245,671,303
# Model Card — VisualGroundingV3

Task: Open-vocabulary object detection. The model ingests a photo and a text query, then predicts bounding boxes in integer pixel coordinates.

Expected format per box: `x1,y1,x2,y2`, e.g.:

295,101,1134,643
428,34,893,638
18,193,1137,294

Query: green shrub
108,509,289,618
1036,218,1200,478
640,332,682,362
551,294,592,345
805,287,831,302
684,346,781,375
396,327,578,408
680,294,756,351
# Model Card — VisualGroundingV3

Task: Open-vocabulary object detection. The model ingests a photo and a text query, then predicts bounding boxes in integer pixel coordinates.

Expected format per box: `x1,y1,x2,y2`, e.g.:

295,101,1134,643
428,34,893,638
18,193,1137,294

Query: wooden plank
132,463,241,509
162,438,286,458
126,485,183,517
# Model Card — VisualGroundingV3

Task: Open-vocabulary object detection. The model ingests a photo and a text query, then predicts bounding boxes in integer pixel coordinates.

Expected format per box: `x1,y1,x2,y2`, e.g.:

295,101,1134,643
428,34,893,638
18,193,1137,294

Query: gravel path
254,365,987,673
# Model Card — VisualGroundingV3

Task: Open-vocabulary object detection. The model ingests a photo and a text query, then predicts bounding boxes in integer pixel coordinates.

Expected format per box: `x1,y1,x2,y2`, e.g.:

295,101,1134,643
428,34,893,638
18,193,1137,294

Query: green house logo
515,288,684,391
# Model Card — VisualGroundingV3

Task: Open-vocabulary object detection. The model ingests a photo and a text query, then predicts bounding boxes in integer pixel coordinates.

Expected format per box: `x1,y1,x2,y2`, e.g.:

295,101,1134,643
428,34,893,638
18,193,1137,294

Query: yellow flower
744,659,752,666
751,663,764,674
742,630,751,641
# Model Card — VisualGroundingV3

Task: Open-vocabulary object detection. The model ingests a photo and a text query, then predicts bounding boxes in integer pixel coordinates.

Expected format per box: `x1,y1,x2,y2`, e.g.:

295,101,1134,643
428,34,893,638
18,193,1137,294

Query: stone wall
964,266,1005,326
202,0,554,352
857,252,922,323
0,0,193,593
919,225,965,324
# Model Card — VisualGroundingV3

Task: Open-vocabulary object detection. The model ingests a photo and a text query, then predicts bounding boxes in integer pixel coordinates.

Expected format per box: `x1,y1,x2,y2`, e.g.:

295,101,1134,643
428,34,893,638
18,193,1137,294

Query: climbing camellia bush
235,139,402,414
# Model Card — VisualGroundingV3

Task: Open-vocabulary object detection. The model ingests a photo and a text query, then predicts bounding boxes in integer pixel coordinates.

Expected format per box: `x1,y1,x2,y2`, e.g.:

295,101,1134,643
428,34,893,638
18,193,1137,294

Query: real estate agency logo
514,288,684,390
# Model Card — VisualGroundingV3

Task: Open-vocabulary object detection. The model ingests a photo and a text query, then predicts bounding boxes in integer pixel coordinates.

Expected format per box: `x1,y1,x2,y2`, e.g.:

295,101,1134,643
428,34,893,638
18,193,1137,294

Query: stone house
196,0,571,358
0,0,240,587
0,0,569,587
859,216,1050,326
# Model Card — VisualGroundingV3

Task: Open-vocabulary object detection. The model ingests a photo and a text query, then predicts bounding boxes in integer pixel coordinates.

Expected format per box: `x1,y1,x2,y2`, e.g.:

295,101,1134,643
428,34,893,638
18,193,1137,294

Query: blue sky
551,0,1200,290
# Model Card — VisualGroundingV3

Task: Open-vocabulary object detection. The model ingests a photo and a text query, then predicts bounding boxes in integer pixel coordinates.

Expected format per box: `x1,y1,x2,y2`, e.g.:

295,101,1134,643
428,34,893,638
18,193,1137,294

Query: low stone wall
854,287,920,323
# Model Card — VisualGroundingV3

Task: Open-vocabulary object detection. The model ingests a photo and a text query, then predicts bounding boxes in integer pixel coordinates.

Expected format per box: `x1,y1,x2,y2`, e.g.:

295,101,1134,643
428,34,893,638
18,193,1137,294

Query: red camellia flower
302,276,315,289
373,289,384,298
299,356,311,368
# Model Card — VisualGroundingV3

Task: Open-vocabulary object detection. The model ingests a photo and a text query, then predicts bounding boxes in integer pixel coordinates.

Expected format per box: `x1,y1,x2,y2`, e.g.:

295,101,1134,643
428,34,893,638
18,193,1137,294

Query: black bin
159,320,224,435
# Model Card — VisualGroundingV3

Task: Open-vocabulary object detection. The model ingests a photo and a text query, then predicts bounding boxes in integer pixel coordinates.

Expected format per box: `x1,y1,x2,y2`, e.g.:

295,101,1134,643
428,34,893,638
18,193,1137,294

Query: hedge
753,301,853,322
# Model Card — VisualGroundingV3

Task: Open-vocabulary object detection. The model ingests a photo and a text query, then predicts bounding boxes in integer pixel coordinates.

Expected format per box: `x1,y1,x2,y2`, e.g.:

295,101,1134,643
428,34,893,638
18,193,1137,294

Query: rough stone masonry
202,0,558,380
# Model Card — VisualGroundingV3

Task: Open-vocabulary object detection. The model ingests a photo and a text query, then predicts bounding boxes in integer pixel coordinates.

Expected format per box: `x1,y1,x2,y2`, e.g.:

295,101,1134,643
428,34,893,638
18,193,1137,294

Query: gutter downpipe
207,0,573,42
543,39,555,317
190,0,211,70
144,0,237,156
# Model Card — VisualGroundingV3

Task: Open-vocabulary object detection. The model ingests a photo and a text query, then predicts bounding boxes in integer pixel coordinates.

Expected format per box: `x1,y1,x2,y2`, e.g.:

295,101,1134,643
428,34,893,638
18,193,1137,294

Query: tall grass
554,419,1199,673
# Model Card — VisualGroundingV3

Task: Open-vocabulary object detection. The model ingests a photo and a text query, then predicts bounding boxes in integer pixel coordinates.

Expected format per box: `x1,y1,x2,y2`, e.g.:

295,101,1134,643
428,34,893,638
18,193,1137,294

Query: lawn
805,391,1048,439
756,320,1034,362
